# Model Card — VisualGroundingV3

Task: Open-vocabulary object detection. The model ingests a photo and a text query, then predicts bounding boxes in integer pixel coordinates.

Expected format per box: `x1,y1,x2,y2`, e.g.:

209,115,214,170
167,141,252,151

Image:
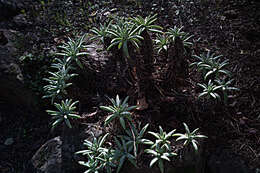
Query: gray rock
31,136,62,173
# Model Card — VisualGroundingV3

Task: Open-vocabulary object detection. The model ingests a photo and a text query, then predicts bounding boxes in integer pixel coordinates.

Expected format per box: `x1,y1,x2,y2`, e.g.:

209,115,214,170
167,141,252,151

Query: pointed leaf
150,157,158,167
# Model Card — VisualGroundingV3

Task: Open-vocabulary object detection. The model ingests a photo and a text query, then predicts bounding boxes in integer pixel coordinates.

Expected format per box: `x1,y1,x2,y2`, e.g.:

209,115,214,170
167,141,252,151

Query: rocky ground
0,0,259,173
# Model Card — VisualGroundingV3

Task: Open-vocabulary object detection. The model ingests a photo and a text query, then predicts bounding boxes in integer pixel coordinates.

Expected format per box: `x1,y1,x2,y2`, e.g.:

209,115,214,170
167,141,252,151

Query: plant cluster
44,34,90,129
38,14,206,173
90,14,193,111
39,13,215,173
76,133,116,173
90,15,193,59
43,58,77,103
190,51,239,104
89,14,165,58
77,95,144,173
77,94,207,173
154,26,193,56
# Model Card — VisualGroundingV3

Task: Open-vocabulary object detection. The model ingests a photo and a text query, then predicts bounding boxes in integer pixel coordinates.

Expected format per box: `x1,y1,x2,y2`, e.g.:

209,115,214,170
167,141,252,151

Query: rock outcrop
0,29,38,112
31,136,62,173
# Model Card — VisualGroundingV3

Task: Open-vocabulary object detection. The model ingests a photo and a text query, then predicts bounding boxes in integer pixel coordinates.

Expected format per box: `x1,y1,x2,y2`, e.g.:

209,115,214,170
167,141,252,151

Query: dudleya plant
130,14,163,34
76,133,116,173
76,133,109,157
100,95,137,130
215,78,239,104
190,51,215,70
90,20,113,47
96,148,116,173
121,123,150,157
113,136,137,173
145,144,177,173
78,154,99,173
202,57,231,80
190,51,231,80
46,99,80,129
173,123,207,152
56,34,90,69
166,26,193,48
107,19,143,58
43,58,78,103
144,126,177,173
198,80,222,100
190,50,239,103
154,33,170,55
145,126,176,150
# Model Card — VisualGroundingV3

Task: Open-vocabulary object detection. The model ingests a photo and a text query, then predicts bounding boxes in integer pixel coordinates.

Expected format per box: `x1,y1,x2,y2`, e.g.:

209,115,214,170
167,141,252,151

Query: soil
0,0,259,172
